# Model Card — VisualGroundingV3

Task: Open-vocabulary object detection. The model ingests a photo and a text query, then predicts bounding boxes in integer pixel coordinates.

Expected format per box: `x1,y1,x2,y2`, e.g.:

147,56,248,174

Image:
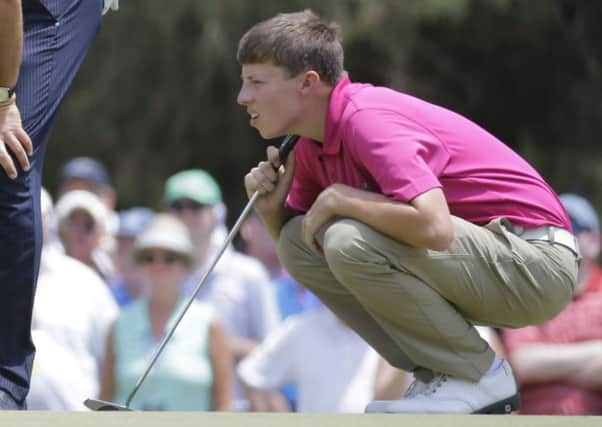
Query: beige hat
55,189,109,232
133,213,194,265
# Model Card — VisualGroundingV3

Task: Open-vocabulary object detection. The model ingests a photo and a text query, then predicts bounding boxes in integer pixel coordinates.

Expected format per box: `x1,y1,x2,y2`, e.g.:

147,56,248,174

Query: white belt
513,225,579,257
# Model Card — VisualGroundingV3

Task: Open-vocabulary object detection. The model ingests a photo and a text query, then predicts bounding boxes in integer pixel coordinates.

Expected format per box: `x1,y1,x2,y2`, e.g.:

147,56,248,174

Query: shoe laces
403,379,422,398
423,373,448,396
403,377,431,398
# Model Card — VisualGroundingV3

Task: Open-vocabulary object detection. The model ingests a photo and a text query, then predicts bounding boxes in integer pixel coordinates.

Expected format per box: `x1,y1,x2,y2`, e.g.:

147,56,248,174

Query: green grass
1,412,601,427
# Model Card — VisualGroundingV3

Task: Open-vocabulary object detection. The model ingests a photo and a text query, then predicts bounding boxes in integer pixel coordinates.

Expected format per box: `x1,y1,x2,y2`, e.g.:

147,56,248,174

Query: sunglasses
169,199,206,212
66,216,96,233
138,251,184,266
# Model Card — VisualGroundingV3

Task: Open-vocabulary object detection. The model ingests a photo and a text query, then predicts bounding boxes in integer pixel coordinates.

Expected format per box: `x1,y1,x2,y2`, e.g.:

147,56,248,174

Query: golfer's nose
237,85,252,106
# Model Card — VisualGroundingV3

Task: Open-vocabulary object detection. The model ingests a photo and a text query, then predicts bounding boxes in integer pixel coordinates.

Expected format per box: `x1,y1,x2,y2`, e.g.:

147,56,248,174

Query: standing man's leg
0,0,102,408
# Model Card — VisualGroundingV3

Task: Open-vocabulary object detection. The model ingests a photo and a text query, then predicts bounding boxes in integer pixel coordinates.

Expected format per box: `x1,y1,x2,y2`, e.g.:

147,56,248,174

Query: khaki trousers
277,215,578,382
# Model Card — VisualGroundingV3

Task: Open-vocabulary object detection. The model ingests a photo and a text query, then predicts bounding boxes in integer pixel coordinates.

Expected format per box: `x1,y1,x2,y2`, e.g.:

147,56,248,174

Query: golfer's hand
0,97,32,179
244,145,295,212
302,184,344,256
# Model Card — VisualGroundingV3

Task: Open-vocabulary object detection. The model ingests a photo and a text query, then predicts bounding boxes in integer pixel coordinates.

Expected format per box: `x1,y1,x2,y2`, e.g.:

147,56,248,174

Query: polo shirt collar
323,74,352,155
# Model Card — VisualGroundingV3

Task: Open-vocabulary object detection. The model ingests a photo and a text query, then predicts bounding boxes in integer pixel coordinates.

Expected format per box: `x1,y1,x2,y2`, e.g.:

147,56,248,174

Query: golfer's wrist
254,204,280,220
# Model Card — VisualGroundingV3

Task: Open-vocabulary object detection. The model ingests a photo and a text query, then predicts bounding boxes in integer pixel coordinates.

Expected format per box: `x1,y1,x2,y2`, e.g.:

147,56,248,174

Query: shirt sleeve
84,267,119,368
245,264,280,340
208,253,280,341
236,316,302,389
345,108,450,202
286,138,323,213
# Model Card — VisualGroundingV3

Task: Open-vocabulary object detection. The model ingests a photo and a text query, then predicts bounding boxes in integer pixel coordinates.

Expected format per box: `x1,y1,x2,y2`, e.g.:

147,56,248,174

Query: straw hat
133,213,194,265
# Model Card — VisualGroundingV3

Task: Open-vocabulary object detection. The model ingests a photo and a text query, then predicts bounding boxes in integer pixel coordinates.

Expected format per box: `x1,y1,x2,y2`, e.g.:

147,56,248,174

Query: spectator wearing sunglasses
55,189,116,283
99,213,232,411
164,169,280,411
502,193,602,414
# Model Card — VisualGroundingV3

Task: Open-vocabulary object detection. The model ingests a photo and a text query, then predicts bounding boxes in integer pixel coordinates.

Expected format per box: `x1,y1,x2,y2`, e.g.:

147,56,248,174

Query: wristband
0,87,15,104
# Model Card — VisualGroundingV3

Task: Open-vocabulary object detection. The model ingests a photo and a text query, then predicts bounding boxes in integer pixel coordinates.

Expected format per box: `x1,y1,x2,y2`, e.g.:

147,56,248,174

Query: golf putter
84,134,300,411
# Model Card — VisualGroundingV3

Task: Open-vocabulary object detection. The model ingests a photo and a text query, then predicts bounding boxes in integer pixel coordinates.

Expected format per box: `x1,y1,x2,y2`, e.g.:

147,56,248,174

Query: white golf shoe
365,360,520,414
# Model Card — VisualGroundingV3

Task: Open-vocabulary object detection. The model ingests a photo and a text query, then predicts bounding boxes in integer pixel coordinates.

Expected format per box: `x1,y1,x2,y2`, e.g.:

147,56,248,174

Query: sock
485,355,503,375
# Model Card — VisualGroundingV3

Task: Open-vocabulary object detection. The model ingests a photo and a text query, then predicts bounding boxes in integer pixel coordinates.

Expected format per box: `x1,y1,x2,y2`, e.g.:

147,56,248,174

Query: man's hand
0,97,32,179
244,145,295,213
510,341,602,389
302,183,350,256
570,341,602,389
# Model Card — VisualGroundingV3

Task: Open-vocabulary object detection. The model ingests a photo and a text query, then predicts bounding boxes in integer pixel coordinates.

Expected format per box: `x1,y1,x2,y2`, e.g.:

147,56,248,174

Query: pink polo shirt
287,75,570,230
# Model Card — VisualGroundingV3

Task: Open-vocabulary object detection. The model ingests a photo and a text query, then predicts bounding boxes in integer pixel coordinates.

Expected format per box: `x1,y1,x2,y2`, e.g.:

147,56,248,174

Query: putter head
84,398,132,411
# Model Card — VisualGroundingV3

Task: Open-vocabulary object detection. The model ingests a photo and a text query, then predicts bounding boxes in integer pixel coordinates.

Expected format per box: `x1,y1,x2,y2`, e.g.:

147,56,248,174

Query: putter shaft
122,134,299,408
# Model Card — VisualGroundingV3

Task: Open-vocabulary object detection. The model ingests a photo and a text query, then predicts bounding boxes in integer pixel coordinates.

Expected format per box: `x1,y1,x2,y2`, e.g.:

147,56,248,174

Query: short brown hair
237,10,344,86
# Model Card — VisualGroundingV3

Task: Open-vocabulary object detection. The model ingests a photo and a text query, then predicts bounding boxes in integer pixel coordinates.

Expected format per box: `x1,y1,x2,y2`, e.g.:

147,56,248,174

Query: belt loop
548,226,556,244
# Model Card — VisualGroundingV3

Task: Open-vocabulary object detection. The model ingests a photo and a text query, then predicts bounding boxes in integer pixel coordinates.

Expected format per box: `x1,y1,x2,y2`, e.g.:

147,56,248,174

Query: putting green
1,412,600,427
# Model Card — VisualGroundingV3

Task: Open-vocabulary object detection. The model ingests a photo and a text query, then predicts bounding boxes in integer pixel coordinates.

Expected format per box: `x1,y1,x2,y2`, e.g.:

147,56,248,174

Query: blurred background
43,0,602,226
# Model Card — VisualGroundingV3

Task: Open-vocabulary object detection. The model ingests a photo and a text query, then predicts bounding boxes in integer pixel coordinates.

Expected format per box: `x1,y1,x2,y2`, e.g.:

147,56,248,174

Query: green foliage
45,0,602,221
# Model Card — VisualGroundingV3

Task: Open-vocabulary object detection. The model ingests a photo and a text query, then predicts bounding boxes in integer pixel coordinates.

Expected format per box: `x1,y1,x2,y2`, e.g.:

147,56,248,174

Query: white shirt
28,248,118,410
238,308,380,413
185,245,279,341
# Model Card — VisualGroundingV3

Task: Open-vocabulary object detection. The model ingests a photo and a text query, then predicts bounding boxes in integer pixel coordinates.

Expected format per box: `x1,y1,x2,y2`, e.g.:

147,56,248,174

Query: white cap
55,190,110,232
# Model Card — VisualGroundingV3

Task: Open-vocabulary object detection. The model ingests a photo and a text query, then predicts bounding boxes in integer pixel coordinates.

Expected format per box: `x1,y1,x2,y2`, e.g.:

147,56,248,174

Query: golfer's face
238,63,301,139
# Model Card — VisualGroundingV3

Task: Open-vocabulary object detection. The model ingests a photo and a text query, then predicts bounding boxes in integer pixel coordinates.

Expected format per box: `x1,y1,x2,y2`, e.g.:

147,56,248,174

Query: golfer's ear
299,70,320,93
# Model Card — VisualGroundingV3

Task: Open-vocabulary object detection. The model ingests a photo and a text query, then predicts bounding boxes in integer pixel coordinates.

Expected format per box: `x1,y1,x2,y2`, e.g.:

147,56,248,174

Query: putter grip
278,134,300,166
